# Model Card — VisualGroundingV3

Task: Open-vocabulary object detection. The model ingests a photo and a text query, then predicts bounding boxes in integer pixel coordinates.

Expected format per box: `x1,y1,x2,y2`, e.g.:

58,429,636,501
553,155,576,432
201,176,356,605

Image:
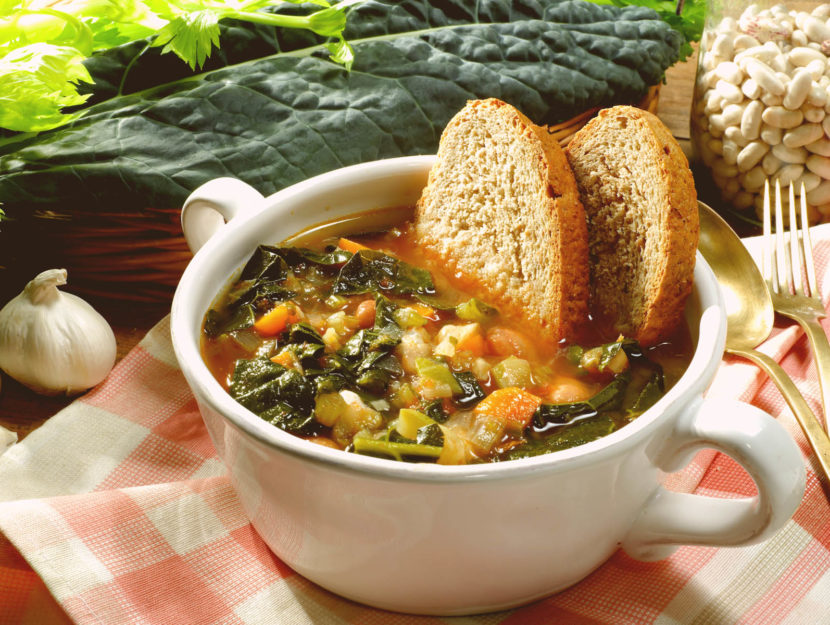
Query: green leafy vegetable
587,0,704,63
333,250,435,298
229,357,318,434
0,0,683,246
0,0,356,132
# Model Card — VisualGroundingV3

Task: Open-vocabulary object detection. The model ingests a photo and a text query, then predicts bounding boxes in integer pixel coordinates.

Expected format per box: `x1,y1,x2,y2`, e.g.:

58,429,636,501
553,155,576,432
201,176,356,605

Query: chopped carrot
410,302,435,319
270,351,296,368
455,331,486,357
253,303,296,336
337,237,370,254
473,387,542,430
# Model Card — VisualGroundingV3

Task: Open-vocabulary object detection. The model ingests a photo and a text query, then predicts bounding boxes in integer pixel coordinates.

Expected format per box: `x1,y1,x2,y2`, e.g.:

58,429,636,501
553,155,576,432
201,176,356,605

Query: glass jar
691,1,830,223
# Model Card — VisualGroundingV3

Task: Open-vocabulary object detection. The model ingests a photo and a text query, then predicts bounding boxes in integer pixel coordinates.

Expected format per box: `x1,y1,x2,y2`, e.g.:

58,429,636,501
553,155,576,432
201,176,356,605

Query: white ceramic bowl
170,156,805,616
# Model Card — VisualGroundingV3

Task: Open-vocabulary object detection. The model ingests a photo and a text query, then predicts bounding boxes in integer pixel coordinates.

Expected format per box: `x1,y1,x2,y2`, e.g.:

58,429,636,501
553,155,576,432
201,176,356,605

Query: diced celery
393,307,428,328
325,294,348,310
314,392,346,427
455,298,497,322
395,408,434,439
492,356,533,389
352,435,442,462
415,357,462,394
390,382,418,408
468,415,506,456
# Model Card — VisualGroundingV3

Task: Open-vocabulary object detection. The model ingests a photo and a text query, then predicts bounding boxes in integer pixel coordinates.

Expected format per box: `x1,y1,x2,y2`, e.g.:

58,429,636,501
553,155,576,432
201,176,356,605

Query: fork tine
762,179,774,287
799,183,819,299
788,182,805,297
774,179,789,295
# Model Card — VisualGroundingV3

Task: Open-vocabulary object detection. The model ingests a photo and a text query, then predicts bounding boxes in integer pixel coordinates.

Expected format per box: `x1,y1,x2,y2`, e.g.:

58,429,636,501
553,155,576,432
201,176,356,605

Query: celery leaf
0,43,92,132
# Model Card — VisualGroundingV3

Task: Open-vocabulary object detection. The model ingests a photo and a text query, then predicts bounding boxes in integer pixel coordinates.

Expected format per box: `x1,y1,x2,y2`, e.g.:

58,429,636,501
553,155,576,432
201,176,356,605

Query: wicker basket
2,86,660,306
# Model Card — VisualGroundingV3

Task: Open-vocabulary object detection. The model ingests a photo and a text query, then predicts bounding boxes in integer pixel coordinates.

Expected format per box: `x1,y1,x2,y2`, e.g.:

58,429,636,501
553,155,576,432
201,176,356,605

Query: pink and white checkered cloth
1,230,829,625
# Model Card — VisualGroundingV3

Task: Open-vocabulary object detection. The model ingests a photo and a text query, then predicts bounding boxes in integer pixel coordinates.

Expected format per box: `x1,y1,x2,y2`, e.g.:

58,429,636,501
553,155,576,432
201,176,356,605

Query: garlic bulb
0,269,117,395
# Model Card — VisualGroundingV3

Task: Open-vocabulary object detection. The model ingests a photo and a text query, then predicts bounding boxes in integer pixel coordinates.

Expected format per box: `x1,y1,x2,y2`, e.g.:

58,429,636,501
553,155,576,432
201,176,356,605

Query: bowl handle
622,396,805,561
181,177,265,253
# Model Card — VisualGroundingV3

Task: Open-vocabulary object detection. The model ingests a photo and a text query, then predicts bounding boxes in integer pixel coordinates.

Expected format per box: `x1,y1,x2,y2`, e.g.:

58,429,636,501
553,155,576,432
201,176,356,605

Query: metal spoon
698,201,830,483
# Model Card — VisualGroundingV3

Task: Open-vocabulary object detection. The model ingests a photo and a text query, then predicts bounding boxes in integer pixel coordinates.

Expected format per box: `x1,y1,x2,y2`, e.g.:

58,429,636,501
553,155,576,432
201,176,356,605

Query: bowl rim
170,156,726,483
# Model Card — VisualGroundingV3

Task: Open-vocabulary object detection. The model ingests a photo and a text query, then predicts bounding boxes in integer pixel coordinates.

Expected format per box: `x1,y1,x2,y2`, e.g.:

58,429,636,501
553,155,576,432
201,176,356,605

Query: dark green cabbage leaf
0,0,681,220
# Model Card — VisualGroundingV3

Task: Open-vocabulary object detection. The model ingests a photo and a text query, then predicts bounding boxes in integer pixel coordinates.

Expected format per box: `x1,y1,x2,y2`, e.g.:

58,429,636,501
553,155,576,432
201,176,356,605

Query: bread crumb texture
414,98,590,344
566,105,699,345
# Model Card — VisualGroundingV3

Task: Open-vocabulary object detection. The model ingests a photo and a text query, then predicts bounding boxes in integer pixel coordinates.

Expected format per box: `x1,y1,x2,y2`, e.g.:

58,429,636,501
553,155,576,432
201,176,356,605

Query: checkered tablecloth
1,232,829,625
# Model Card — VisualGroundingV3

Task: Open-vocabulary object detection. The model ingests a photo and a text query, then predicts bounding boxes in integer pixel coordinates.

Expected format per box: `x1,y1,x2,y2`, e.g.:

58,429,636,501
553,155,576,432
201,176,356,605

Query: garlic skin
0,269,117,395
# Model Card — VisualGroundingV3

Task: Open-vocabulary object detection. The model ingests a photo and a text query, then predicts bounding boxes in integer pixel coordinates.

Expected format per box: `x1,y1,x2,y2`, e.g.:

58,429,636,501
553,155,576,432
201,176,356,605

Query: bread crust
565,105,698,345
414,98,590,345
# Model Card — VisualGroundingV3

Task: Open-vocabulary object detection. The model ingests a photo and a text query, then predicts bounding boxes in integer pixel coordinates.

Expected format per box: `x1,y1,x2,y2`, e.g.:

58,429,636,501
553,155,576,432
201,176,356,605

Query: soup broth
201,210,693,465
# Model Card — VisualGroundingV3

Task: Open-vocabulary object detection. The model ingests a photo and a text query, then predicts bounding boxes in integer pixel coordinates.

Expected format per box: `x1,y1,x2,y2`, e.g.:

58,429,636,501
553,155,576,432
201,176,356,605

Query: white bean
798,171,822,193
725,125,749,147
761,124,784,145
713,157,740,178
745,58,787,95
733,191,756,209
807,179,830,204
718,16,738,34
738,141,770,171
734,34,761,51
789,45,827,66
806,153,830,177
822,114,830,136
724,176,741,195
807,58,828,80
742,165,767,192
712,33,735,58
703,51,726,72
792,29,809,47
742,77,763,99
704,90,725,115
716,79,744,104
813,5,830,18
763,106,805,128
775,163,806,186
806,136,830,155
772,143,809,163
807,83,828,107
723,139,740,165
722,103,746,126
762,92,785,107
803,15,830,42
783,68,813,109
741,99,764,139
708,137,724,155
803,105,826,123
783,122,824,147
763,152,784,175
771,54,792,73
716,61,744,84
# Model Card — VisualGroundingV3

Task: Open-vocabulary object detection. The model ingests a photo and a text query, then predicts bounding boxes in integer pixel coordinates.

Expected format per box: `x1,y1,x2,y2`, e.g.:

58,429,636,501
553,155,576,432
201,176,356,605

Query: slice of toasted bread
413,98,590,345
565,105,698,346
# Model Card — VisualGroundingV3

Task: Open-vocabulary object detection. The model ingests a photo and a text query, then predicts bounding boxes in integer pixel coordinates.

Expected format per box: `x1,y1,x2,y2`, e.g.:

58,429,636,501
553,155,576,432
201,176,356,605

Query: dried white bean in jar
772,143,809,163
693,4,830,223
807,136,830,155
806,153,830,178
782,122,824,147
762,106,804,128
738,141,770,171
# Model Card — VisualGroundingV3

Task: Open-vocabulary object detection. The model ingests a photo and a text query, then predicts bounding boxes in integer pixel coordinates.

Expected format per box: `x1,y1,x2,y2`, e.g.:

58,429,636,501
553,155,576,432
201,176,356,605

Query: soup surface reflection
201,212,693,464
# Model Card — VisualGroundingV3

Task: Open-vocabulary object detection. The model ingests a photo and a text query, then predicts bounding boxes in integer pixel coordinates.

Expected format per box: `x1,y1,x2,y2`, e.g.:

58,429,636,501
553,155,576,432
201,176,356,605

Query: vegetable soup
201,211,693,465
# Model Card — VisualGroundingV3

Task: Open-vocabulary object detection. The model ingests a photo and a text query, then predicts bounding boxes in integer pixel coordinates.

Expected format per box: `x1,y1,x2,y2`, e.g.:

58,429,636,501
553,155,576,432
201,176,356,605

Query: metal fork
763,179,830,428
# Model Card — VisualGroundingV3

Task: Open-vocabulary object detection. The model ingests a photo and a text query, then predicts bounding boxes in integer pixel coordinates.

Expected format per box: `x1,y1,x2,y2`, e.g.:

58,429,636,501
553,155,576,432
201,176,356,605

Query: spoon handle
728,347,830,485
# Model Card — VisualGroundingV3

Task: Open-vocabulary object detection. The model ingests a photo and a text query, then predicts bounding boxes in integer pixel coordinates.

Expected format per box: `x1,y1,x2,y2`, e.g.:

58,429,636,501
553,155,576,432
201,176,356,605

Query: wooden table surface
0,52,700,441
